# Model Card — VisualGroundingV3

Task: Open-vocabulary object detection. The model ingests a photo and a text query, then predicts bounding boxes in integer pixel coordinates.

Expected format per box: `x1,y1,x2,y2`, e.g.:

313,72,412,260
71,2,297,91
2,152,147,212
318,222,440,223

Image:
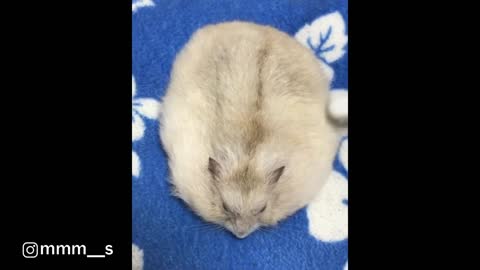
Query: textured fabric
132,1,348,269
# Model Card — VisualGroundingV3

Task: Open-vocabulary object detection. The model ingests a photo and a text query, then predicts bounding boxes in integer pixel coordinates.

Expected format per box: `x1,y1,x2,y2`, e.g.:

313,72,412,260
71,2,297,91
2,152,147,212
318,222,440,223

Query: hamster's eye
222,202,239,216
255,204,267,215
222,202,231,213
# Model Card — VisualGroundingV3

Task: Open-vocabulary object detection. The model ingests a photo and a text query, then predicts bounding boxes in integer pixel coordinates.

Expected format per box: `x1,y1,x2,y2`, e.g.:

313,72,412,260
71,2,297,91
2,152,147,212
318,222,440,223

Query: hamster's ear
268,166,285,184
208,157,222,179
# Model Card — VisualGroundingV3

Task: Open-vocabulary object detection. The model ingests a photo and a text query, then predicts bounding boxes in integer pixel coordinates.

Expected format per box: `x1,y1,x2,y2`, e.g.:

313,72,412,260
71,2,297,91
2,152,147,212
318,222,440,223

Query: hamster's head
204,157,285,239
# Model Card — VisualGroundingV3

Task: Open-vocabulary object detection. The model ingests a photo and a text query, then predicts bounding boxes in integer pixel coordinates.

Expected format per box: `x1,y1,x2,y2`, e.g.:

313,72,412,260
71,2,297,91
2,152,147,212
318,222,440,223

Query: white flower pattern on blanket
132,0,154,13
307,139,348,241
132,243,144,270
132,76,160,177
295,11,348,84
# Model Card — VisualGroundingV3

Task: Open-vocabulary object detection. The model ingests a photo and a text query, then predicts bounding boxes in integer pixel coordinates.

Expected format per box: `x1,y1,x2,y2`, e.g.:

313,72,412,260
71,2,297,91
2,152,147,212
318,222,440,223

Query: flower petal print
134,98,160,119
132,243,144,270
132,76,160,142
132,0,154,13
132,151,140,178
132,114,145,143
295,11,348,63
307,138,348,242
295,11,348,83
132,77,144,142
132,76,160,177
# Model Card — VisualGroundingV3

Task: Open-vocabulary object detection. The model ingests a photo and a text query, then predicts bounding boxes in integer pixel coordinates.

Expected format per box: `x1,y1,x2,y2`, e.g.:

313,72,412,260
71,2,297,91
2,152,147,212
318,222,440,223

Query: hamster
159,21,346,239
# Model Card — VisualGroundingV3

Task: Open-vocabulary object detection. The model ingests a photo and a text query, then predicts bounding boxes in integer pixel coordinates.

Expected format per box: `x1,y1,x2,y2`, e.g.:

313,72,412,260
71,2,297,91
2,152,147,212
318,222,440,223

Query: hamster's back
160,21,338,210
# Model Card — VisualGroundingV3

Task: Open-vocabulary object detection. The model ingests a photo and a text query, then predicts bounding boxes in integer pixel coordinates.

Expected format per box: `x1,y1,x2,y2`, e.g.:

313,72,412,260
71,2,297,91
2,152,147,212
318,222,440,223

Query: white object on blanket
307,139,348,242
132,244,144,270
328,89,348,124
132,0,154,13
132,152,140,177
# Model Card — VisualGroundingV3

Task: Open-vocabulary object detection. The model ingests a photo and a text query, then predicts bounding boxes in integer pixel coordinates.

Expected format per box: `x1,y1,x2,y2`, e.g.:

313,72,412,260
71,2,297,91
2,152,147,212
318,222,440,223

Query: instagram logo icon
22,242,38,258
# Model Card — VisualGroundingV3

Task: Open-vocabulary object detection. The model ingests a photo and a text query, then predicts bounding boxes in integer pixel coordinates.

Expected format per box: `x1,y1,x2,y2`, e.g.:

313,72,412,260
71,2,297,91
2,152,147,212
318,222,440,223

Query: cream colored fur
159,21,345,238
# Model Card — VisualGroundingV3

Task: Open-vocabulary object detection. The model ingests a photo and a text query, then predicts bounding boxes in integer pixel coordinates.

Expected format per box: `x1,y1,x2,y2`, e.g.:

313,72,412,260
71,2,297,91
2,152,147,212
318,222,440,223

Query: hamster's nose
233,230,248,239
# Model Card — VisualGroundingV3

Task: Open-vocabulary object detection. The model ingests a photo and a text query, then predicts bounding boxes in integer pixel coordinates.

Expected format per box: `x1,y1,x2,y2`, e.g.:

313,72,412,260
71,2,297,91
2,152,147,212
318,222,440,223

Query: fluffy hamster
159,21,345,239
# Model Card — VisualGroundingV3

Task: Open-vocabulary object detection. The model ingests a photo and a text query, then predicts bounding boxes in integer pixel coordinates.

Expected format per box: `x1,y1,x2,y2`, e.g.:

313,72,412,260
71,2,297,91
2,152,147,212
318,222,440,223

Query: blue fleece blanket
132,1,348,269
